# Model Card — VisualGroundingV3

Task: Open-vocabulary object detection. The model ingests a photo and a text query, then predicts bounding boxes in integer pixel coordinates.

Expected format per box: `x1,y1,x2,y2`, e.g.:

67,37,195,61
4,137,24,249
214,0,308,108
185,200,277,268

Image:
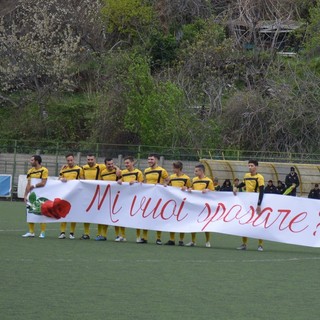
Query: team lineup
22,153,267,251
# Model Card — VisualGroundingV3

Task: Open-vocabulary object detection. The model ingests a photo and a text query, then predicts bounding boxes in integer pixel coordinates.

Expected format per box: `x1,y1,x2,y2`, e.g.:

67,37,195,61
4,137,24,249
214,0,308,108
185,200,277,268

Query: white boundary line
1,257,320,263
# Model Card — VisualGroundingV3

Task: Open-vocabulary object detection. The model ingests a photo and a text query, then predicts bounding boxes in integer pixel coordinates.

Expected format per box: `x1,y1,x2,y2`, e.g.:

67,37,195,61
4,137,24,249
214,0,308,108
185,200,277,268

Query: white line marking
1,257,320,264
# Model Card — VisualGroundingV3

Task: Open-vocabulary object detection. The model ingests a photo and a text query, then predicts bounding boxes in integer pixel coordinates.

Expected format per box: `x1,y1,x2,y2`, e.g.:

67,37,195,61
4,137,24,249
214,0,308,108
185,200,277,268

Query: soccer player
100,158,121,241
164,161,191,246
22,155,48,238
58,153,83,239
233,159,265,251
117,156,144,242
184,164,214,247
80,154,103,240
138,153,169,245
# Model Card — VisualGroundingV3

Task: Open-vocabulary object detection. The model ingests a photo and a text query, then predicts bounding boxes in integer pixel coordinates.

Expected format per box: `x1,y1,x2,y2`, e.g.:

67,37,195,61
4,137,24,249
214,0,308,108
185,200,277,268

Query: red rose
41,198,71,219
41,200,57,218
53,198,71,218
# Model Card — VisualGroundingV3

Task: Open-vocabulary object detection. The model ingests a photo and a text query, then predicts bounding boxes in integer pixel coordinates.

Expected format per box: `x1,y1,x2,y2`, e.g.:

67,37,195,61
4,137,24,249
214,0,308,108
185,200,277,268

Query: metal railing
1,139,319,163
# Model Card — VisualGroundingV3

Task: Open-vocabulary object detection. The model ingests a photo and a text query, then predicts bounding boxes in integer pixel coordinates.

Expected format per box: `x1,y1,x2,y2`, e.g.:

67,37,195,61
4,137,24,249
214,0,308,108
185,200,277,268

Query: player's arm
202,180,214,193
233,182,245,195
78,167,84,180
26,178,47,200
36,178,47,188
256,185,264,214
117,170,124,184
59,167,67,182
35,167,48,189
115,165,122,178
135,171,144,185
162,169,170,185
163,177,171,187
24,179,31,202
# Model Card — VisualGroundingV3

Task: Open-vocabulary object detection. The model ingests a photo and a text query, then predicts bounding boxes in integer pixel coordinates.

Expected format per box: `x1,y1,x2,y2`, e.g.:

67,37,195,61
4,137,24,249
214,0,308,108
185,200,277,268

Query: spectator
234,178,243,192
276,180,286,194
264,180,277,194
213,177,221,191
284,167,300,196
308,183,320,200
220,179,233,192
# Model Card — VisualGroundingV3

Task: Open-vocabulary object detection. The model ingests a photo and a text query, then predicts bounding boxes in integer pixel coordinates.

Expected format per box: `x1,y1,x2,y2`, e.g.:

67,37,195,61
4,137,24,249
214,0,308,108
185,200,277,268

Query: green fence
1,139,320,163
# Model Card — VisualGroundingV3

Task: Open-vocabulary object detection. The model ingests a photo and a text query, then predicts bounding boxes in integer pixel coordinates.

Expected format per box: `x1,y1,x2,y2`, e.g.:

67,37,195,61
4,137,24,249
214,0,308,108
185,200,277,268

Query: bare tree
222,60,320,153
225,0,303,51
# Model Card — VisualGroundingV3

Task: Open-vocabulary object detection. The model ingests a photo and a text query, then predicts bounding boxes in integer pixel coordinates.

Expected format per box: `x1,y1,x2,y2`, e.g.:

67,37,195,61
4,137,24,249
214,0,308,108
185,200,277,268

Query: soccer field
1,201,319,320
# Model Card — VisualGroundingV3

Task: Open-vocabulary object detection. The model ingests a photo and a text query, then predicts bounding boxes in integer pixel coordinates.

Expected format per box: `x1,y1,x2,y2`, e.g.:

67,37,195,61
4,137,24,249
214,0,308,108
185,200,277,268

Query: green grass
1,201,320,320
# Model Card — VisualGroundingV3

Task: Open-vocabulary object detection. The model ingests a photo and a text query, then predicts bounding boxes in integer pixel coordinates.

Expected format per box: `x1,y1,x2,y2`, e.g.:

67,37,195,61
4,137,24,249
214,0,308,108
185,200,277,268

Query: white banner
26,179,320,247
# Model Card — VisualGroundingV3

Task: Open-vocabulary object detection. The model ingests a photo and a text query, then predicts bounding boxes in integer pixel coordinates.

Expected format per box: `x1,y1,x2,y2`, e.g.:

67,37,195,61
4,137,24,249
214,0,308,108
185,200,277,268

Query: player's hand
256,205,261,215
233,187,238,195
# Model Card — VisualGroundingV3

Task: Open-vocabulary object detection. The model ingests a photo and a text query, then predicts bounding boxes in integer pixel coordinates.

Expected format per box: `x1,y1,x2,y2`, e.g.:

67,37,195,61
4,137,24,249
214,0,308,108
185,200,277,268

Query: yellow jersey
100,167,118,181
169,173,191,188
27,166,49,180
243,173,265,193
82,164,102,180
121,168,144,183
59,165,83,180
144,166,169,184
191,176,214,191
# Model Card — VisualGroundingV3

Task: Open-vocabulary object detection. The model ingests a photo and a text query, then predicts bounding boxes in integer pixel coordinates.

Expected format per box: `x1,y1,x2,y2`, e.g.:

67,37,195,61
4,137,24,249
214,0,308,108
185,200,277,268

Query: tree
101,0,155,45
221,59,320,153
0,0,104,94
303,0,320,60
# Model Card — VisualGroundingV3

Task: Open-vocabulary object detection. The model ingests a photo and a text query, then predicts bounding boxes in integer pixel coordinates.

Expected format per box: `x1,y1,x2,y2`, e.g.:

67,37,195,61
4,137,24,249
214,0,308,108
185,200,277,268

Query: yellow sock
40,223,46,232
115,226,120,237
258,239,263,246
70,223,76,234
170,232,175,241
143,229,148,240
29,223,35,234
60,222,67,233
242,237,248,245
179,233,185,241
102,225,108,237
156,231,162,239
136,229,141,238
120,227,126,238
97,224,102,235
191,232,196,243
205,232,210,242
84,223,90,235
